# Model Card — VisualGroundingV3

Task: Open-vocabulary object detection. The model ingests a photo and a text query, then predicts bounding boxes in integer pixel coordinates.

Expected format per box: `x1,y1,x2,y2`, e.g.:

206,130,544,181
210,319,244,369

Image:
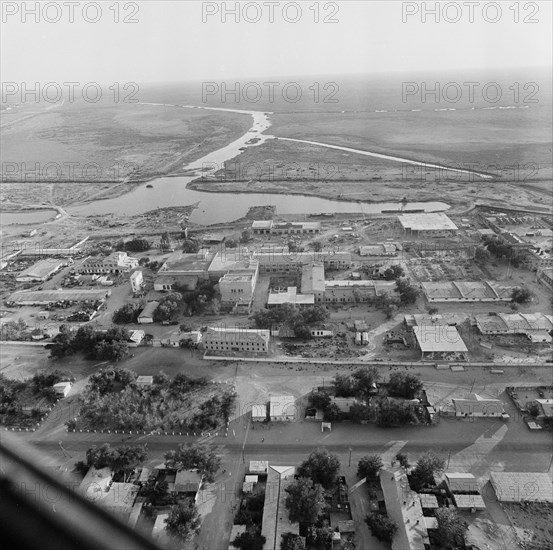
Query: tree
365,512,397,543
164,443,221,482
511,287,532,304
232,529,266,550
377,402,417,427
297,449,340,489
351,367,380,398
427,307,439,315
409,452,446,491
526,401,541,418
396,277,419,305
348,402,371,423
312,241,322,252
382,265,404,280
357,455,383,482
49,325,74,358
113,303,140,324
285,477,327,525
334,374,357,398
165,500,201,543
309,391,331,412
474,246,491,263
182,239,200,253
240,230,253,243
114,445,148,479
434,507,467,548
309,525,333,549
153,292,183,323
387,372,423,399
281,533,306,550
124,238,150,252
395,452,410,469
86,443,119,469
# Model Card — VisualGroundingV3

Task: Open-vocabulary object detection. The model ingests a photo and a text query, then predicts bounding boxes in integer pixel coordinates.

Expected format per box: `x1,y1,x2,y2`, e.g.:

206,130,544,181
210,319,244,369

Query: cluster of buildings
475,312,553,343
150,247,353,313
78,463,203,540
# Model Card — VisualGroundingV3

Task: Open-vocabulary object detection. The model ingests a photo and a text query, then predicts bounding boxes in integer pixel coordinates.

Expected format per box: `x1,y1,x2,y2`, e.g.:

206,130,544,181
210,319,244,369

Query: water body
67,104,449,225
1,210,57,226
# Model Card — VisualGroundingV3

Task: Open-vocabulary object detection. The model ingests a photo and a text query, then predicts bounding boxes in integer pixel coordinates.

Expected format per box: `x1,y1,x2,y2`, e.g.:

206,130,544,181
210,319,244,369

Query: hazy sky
1,1,552,84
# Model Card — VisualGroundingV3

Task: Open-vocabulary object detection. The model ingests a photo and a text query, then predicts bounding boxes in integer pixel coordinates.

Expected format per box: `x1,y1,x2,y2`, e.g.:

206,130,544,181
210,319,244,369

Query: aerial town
2,202,552,550
1,2,552,550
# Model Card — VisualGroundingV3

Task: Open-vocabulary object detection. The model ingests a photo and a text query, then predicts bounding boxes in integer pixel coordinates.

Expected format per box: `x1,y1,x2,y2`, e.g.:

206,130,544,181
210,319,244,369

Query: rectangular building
398,213,458,235
203,327,270,354
138,301,159,324
267,287,315,308
16,258,66,282
490,472,553,503
269,395,297,421
80,252,138,274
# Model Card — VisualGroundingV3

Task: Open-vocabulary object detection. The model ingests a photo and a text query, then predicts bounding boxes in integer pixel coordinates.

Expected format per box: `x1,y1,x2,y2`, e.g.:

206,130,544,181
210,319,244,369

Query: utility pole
348,448,352,467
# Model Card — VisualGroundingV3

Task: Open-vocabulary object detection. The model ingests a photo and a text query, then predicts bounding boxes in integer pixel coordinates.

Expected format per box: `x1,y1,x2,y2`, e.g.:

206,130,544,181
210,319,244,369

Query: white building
53,381,72,397
203,327,270,354
398,213,458,235
130,270,143,294
269,395,297,421
219,262,259,311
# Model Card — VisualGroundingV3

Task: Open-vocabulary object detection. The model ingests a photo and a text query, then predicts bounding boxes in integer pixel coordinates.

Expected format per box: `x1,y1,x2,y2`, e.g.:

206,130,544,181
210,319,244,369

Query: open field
1,101,251,205
190,136,552,210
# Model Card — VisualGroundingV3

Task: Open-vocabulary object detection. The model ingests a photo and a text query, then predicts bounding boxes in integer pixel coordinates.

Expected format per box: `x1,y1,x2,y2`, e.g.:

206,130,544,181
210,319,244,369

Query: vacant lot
503,502,553,549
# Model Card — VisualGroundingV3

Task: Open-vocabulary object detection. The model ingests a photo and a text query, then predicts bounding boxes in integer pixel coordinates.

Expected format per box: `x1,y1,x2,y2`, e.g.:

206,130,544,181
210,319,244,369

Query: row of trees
335,370,423,400
76,442,147,481
50,325,129,362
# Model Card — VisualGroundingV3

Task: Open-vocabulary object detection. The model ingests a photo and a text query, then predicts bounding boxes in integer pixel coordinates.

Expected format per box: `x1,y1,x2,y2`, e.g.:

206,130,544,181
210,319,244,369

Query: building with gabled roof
262,465,298,550
16,258,66,282
452,393,505,417
137,301,159,324
380,467,428,550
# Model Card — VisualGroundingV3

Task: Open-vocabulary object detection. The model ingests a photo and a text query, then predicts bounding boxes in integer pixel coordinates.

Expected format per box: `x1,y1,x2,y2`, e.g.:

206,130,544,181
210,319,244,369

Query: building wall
203,338,268,353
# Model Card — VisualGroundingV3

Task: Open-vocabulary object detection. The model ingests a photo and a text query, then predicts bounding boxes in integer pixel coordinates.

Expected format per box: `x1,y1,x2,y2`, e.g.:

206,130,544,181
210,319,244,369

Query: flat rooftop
399,213,458,231
268,287,315,306
490,472,553,502
412,325,468,353
301,263,325,294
